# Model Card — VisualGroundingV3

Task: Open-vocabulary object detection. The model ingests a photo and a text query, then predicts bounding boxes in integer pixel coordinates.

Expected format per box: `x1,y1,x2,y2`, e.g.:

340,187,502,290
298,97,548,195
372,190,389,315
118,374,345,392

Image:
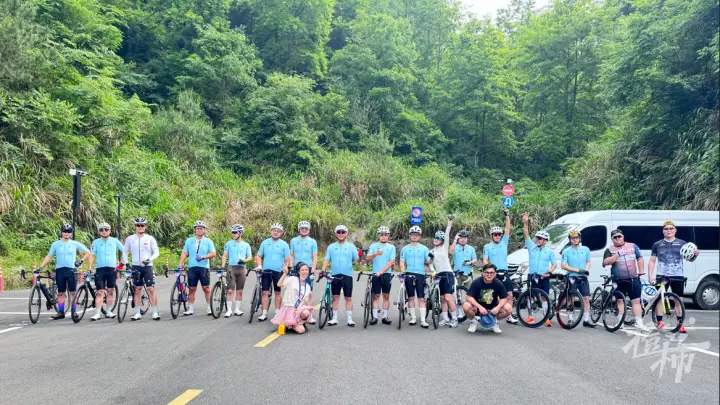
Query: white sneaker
420,320,429,328
130,313,142,321
409,318,417,326
206,307,212,315
105,311,116,319
439,319,449,327
234,309,244,316
506,315,519,324
308,316,316,325
347,319,356,327
224,309,233,318
327,318,338,326
152,313,161,321
635,322,649,332
468,320,478,333
492,324,502,334
90,313,102,321
449,318,458,328
183,309,194,316
258,313,267,321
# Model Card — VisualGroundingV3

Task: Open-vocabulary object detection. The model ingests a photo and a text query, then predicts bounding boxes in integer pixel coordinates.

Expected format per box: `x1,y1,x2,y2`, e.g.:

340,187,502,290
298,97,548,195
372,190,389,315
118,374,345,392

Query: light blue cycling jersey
183,237,216,268
290,236,318,267
483,235,509,270
525,238,556,274
562,245,591,276
48,240,89,269
453,244,477,274
90,237,124,268
258,238,290,272
368,242,396,274
401,244,430,274
224,239,252,266
325,242,359,276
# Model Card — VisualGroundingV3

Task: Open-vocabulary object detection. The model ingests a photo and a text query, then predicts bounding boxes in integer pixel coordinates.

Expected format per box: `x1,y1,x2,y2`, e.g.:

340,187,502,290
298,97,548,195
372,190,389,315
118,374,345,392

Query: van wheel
693,278,720,310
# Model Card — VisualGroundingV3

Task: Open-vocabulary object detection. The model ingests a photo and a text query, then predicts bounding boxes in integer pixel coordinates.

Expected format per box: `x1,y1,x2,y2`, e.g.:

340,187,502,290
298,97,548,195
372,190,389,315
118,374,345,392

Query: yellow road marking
254,304,321,348
168,389,203,405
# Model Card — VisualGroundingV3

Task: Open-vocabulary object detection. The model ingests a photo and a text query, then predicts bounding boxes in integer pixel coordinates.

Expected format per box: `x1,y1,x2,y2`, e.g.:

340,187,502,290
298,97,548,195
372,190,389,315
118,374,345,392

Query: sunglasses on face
535,237,545,241
336,230,347,234
135,225,146,228
612,235,623,240
434,237,444,241
570,236,580,239
492,233,502,237
99,228,110,232
61,231,72,234
232,231,241,234
663,227,675,231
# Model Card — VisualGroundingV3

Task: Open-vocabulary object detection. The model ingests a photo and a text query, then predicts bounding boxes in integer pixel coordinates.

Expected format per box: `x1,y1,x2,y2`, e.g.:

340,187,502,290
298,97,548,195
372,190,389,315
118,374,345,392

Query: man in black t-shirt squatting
463,263,512,333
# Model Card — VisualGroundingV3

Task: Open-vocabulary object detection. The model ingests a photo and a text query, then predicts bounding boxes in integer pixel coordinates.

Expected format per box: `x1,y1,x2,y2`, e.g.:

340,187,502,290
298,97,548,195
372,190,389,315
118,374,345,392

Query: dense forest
0,0,717,277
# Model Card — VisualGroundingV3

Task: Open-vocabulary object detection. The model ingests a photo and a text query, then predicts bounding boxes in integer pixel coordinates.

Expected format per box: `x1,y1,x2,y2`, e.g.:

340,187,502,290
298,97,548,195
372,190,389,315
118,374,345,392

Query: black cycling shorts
371,273,393,295
662,276,685,297
331,274,353,297
438,272,455,295
261,270,282,292
187,267,210,288
615,277,641,300
94,267,116,290
55,267,77,293
405,274,426,299
530,275,550,294
132,265,155,288
496,270,514,294
568,275,590,297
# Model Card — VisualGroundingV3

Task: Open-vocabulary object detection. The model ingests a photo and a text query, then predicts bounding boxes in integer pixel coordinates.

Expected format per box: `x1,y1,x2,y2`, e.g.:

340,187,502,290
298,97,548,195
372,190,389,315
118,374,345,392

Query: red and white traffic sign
502,184,515,196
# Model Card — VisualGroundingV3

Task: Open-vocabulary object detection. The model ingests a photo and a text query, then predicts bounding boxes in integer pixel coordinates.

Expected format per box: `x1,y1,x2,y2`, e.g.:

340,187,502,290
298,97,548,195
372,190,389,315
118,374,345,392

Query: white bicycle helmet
335,224,348,233
377,226,390,235
298,221,311,229
270,223,284,231
133,217,147,225
535,230,550,240
231,224,244,233
680,242,698,260
409,226,422,234
434,231,446,239
641,285,657,303
97,222,111,230
193,220,207,229
489,226,503,235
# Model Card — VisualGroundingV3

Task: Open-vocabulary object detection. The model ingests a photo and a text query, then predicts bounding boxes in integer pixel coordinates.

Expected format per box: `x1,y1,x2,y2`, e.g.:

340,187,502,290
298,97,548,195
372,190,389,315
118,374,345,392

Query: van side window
694,227,720,250
675,226,694,243
580,225,607,251
617,226,659,249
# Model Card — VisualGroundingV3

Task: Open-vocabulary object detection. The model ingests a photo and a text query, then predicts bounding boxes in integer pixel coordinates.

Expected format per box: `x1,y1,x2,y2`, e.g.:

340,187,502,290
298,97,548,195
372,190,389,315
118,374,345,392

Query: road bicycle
394,274,409,330
588,275,626,332
357,271,395,328
116,268,150,323
515,273,552,328
71,271,120,323
165,266,189,319
496,269,521,313
210,268,229,319
247,268,273,323
316,271,334,329
452,271,469,323
554,273,587,330
426,273,441,329
21,269,70,324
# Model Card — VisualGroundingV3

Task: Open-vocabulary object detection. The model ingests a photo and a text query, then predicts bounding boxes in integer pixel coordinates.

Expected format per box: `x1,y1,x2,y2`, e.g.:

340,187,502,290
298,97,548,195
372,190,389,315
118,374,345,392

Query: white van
507,210,719,310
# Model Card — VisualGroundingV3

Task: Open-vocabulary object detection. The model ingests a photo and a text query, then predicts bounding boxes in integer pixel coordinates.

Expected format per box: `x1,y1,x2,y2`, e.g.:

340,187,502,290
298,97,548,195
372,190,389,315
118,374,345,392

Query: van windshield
543,224,576,250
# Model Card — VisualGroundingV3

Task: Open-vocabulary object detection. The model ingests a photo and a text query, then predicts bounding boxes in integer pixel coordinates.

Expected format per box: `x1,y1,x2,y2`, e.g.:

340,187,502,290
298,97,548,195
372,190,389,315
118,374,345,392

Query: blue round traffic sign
502,196,515,208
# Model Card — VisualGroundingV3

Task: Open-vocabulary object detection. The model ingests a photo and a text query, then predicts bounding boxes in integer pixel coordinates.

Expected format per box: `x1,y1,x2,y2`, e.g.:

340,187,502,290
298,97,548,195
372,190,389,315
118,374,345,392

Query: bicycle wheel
170,283,180,319
117,285,129,323
623,300,636,326
249,286,261,324
602,290,626,332
556,290,583,330
431,289,440,329
210,282,223,319
108,284,119,312
318,291,331,329
50,284,70,314
652,292,685,333
28,285,41,324
363,289,371,328
455,286,468,323
397,298,403,330
589,288,604,324
71,285,89,323
516,289,551,328
140,286,150,315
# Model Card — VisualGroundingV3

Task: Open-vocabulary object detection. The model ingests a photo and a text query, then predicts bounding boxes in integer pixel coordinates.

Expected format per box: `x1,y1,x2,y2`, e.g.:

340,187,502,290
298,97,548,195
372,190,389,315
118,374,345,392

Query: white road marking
0,327,22,334
622,329,720,357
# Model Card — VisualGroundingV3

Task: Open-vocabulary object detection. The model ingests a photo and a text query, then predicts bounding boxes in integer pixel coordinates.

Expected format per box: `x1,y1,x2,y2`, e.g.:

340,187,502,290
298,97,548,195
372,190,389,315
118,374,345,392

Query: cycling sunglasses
433,236,444,240
99,228,110,232
491,233,502,237
612,235,623,240
135,224,146,228
663,227,675,231
231,231,241,234
336,230,347,234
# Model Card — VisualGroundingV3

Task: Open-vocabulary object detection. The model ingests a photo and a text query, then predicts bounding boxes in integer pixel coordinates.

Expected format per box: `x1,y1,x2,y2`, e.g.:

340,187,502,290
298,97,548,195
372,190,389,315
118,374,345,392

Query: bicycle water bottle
278,324,286,335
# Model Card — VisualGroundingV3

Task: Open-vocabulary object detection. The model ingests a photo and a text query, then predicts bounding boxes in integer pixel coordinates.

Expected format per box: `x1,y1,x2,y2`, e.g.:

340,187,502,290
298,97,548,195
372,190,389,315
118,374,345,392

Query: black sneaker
50,312,65,320
382,317,392,325
369,318,378,325
583,320,596,328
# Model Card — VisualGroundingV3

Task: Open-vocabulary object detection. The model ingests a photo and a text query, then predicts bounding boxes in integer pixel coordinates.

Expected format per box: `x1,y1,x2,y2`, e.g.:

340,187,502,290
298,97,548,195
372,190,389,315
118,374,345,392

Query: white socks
541,302,548,314
332,310,338,320
442,312,450,321
235,301,242,310
347,311,353,322
372,309,379,319
262,309,268,316
419,308,427,320
409,307,416,319
583,312,590,322
189,304,195,311
382,309,388,318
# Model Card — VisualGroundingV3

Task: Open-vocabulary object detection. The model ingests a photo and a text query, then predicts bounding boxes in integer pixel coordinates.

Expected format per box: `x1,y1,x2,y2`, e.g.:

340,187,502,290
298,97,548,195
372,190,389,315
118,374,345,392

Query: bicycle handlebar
21,269,52,280
316,271,333,282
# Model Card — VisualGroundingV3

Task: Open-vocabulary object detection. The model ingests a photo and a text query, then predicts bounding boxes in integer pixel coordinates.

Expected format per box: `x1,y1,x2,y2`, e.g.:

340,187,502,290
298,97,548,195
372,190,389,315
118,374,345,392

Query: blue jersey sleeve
283,242,290,259
182,239,190,254
115,239,124,252
634,244,642,258
400,247,407,262
525,238,534,250
368,243,378,255
482,245,489,259
352,247,359,261
471,247,477,260
583,247,591,262
208,240,216,253
258,241,266,257
311,240,318,253
75,241,89,253
561,249,569,264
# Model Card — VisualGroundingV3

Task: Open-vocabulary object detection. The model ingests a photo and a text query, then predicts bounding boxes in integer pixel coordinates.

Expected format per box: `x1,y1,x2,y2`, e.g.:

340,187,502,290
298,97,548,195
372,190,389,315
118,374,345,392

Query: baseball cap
662,221,675,227
479,313,497,328
610,229,623,237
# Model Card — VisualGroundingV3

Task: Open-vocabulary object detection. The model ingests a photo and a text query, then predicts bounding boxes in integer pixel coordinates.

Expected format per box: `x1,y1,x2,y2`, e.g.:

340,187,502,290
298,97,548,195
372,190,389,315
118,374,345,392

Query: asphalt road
1,272,718,405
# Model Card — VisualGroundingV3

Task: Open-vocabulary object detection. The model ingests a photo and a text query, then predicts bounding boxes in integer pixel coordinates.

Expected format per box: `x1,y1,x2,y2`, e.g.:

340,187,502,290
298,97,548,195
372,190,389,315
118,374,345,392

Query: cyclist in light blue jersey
450,229,478,288
39,223,91,320
400,226,431,328
321,225,361,326
255,223,291,321
522,212,557,327
290,221,318,323
483,207,518,324
561,231,594,328
177,221,217,316
366,226,396,325
88,222,124,321
221,224,252,317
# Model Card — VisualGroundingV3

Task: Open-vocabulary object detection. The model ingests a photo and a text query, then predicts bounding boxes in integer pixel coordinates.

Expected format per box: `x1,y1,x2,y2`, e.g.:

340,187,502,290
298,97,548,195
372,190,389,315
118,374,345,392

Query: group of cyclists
35,209,699,335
